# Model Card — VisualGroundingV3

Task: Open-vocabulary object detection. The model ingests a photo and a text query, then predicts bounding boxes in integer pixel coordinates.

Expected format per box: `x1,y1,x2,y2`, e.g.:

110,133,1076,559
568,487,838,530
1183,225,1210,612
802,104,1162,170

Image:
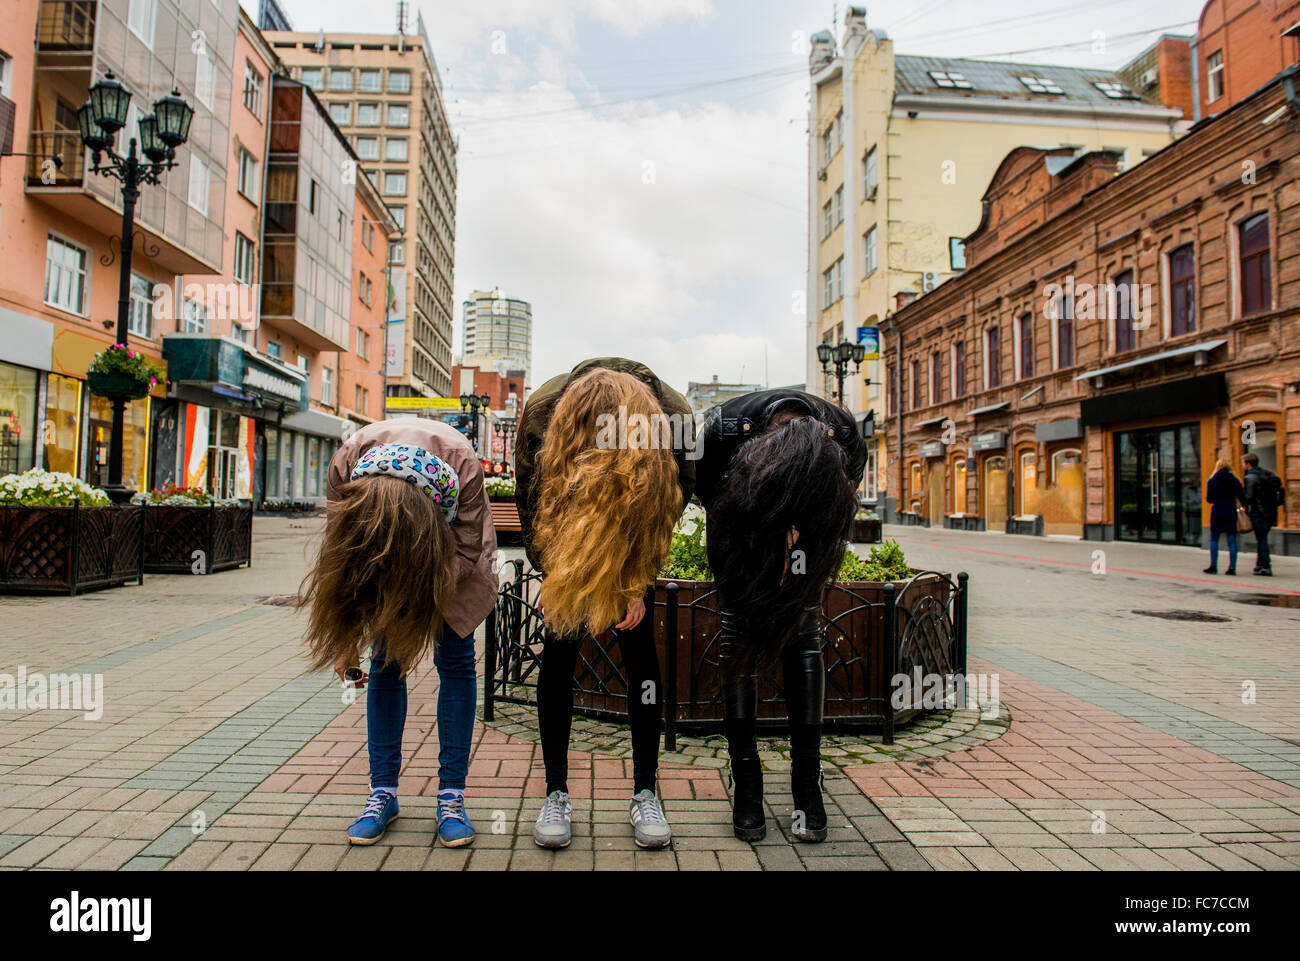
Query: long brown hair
299,475,457,675
532,369,682,635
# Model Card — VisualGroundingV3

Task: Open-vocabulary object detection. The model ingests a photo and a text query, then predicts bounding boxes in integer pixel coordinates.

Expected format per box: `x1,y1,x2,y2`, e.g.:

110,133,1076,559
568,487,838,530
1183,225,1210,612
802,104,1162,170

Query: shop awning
1073,339,1227,382
916,415,947,428
282,407,359,442
966,401,1009,417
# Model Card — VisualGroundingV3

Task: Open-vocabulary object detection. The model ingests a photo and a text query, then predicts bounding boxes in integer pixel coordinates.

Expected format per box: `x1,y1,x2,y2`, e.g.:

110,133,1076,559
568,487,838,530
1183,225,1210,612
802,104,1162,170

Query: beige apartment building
461,287,533,393
806,7,1184,512
265,17,457,399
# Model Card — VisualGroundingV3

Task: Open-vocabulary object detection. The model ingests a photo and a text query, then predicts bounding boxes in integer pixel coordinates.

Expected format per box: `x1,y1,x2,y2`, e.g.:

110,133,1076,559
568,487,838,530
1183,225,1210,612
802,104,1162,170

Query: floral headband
350,443,460,522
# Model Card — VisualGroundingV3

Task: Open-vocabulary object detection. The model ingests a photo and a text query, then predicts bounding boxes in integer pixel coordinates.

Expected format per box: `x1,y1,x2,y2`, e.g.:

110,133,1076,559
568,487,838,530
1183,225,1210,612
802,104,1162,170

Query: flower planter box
485,565,969,745
0,503,144,595
86,371,152,400
850,517,882,543
142,503,253,574
945,514,986,532
1005,515,1043,537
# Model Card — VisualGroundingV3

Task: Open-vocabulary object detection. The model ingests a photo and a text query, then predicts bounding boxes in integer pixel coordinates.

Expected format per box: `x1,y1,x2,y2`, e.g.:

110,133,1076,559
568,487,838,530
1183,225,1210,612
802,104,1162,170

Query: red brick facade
886,70,1299,552
1198,0,1300,116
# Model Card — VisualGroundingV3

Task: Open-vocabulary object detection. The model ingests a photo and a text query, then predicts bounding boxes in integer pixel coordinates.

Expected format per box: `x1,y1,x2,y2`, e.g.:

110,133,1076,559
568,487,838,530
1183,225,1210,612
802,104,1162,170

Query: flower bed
485,475,516,501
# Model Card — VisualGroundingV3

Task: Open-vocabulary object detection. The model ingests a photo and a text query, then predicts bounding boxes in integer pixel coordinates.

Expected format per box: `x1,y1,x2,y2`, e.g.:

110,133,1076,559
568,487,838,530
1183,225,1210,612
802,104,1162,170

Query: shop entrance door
984,456,1007,529
1114,424,1201,545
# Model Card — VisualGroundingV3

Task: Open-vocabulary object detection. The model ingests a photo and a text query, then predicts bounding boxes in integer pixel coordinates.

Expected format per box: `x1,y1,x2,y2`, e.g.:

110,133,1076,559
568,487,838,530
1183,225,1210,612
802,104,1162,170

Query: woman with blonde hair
300,419,498,847
1204,456,1247,576
514,358,694,850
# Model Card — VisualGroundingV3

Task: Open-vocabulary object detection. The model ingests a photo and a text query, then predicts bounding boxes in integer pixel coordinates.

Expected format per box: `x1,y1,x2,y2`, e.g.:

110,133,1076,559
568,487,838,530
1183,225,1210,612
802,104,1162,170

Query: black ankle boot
729,754,766,841
790,751,827,842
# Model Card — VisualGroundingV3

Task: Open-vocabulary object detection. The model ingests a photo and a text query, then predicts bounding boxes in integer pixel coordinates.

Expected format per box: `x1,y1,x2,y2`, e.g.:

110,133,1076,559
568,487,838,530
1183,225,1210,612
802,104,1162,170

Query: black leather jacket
694,389,867,510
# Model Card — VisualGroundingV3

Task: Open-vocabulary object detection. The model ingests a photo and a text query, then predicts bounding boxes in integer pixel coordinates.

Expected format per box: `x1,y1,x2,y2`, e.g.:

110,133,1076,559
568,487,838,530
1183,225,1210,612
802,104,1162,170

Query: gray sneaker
533,791,573,849
629,790,672,849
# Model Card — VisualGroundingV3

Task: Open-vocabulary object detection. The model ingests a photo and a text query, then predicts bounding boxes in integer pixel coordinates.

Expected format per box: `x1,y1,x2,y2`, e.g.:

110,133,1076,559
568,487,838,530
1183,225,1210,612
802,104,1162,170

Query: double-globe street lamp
817,339,867,409
77,71,194,503
459,393,491,452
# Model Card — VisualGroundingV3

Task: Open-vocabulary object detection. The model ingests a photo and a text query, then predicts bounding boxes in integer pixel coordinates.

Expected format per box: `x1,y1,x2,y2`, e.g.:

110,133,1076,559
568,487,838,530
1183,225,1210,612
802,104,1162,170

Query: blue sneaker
437,790,476,847
347,790,400,845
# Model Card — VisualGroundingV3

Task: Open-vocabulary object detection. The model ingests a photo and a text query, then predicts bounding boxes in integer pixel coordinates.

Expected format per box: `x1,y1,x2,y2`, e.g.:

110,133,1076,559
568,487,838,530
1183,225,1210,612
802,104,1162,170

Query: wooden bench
489,500,523,544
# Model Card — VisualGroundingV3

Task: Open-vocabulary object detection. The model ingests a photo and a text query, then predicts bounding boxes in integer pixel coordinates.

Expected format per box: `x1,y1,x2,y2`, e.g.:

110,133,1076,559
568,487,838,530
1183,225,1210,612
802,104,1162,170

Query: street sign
385,397,463,409
971,431,1006,451
919,441,945,458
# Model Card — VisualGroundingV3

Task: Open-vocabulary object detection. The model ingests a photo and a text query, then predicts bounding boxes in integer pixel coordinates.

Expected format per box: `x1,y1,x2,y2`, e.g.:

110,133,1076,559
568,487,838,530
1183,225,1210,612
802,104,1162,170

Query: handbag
1236,504,1254,533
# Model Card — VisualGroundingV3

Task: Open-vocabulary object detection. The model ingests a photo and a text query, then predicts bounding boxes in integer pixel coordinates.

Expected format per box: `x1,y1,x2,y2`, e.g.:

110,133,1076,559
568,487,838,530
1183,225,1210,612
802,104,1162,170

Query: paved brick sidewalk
0,517,1296,870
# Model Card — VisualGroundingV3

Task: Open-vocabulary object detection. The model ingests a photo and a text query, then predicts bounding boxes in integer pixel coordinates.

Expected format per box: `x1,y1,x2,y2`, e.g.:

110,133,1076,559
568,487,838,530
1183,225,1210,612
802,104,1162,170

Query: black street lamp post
459,393,491,451
818,339,867,409
77,72,193,503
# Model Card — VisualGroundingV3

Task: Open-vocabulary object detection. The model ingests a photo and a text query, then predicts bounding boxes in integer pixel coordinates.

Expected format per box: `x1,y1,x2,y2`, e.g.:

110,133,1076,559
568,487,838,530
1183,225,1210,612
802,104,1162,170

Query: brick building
1197,0,1300,118
885,66,1298,555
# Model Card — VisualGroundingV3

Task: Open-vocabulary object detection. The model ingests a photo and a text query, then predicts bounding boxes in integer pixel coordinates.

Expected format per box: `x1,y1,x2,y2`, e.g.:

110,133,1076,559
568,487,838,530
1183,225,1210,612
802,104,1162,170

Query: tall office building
461,288,533,391
265,9,457,398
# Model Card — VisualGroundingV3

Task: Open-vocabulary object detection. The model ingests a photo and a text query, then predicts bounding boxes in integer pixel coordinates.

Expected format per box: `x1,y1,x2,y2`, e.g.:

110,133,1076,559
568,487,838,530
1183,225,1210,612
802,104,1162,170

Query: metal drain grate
1131,610,1237,623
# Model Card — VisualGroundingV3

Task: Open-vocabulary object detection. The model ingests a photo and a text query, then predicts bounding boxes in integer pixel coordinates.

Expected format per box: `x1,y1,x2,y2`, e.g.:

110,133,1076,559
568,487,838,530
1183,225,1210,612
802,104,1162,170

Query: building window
183,299,208,333
361,219,374,253
243,62,263,115
336,209,345,243
389,240,405,265
384,137,408,161
952,340,966,398
128,0,156,47
1054,292,1074,368
910,359,922,409
300,67,324,91
1207,51,1224,102
821,258,843,309
195,51,215,110
356,328,371,360
1114,269,1135,352
985,326,1001,388
236,147,257,198
1239,213,1271,315
188,156,209,214
820,124,833,166
862,146,878,198
1093,80,1135,99
821,199,833,240
384,172,407,195
833,185,844,227
388,206,406,230
328,69,352,92
0,52,11,99
1019,75,1063,94
1168,244,1196,335
359,69,382,92
929,70,973,89
297,355,311,375
387,103,409,126
1017,312,1033,378
128,273,153,337
321,367,334,405
329,102,351,125
357,103,380,126
355,384,369,412
234,232,255,286
949,238,966,271
355,136,379,159
309,179,319,214
389,70,411,93
930,351,942,405
862,225,877,277
267,340,282,359
44,235,88,315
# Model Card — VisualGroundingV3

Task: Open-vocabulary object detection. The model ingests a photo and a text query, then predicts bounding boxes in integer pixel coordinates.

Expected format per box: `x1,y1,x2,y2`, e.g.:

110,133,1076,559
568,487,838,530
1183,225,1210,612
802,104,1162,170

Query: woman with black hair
696,389,866,842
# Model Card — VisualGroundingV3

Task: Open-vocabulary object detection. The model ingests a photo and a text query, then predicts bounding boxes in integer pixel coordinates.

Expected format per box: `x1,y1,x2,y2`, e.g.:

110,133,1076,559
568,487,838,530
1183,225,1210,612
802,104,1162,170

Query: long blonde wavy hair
532,369,682,636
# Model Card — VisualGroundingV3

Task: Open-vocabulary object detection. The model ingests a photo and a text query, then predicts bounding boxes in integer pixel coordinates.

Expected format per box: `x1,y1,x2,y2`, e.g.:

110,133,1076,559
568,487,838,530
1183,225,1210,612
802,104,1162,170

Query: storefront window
293,432,306,499
265,426,280,498
953,458,968,514
1244,424,1277,474
1043,447,1084,536
207,411,243,499
0,362,38,474
307,436,322,497
1019,450,1038,516
88,394,150,490
909,462,922,512
42,373,82,475
985,456,1008,527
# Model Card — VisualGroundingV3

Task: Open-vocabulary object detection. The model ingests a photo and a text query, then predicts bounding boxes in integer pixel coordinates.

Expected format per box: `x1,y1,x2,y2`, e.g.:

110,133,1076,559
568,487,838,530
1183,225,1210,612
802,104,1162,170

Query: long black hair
706,413,857,670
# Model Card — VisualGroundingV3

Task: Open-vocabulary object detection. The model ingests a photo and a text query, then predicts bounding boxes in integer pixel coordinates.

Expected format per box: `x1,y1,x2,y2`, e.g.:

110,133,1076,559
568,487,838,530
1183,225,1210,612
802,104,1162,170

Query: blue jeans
1209,531,1238,571
367,624,477,791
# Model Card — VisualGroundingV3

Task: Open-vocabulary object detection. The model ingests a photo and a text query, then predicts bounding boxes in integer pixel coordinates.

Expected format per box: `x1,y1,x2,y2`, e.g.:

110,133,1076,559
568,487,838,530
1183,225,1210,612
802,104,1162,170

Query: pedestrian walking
514,359,694,850
300,419,498,848
694,389,865,842
1242,452,1284,576
1204,457,1247,576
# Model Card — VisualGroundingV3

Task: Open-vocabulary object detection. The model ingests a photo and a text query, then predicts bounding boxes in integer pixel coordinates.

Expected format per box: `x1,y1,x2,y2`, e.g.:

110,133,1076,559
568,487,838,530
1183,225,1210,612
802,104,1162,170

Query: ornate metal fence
142,504,254,574
484,562,968,746
0,503,144,595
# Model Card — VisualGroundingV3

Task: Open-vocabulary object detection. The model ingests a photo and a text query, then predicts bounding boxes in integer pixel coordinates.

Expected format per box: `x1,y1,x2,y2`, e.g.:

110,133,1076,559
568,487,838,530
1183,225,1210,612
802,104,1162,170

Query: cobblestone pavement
1,517,1297,871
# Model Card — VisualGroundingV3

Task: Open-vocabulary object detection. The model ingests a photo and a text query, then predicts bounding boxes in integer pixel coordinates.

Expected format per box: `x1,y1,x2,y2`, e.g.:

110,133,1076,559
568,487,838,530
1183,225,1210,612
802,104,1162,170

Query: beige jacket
326,419,498,638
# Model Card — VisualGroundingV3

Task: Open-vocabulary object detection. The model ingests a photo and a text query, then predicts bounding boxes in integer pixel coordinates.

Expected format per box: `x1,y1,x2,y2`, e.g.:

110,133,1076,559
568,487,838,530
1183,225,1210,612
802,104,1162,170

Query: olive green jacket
514,357,696,570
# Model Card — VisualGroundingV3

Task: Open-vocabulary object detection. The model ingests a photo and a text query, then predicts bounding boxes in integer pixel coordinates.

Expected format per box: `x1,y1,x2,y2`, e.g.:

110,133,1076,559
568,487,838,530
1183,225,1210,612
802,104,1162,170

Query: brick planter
486,565,968,745
0,503,144,595
142,503,253,574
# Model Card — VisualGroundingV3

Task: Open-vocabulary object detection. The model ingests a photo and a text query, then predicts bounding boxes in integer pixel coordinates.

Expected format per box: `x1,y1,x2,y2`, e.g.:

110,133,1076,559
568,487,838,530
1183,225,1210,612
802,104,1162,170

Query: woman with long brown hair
514,359,695,850
301,419,498,848
695,389,865,843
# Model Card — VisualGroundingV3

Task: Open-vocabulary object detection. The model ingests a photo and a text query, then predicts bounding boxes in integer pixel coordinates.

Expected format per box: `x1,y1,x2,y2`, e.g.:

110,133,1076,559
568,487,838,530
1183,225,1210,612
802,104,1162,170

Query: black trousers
536,589,662,795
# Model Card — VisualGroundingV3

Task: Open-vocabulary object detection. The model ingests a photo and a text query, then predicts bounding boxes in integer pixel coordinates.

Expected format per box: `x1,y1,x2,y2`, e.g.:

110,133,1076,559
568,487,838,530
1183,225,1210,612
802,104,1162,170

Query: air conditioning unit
1140,68,1157,89
921,270,940,292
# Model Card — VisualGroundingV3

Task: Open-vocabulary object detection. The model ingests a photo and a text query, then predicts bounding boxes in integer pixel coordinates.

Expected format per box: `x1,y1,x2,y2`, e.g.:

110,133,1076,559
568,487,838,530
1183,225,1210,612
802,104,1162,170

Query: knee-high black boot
783,606,826,842
719,610,765,842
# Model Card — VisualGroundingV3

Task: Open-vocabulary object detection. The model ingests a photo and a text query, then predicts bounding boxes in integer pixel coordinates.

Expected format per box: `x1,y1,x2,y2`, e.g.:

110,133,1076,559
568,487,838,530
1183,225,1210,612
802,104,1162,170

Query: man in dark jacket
1243,453,1282,576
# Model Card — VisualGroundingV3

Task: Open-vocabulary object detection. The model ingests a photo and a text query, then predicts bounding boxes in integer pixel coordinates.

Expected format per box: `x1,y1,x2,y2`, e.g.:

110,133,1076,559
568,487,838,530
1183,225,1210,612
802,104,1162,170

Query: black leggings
536,591,662,795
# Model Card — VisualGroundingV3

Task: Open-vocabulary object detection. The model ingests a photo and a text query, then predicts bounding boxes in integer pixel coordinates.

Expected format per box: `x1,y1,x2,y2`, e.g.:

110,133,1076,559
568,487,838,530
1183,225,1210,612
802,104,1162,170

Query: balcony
25,130,85,187
36,1,95,51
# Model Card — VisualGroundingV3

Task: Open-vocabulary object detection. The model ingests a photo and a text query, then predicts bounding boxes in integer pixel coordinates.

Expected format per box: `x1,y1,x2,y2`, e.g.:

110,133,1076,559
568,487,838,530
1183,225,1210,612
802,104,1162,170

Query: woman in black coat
1204,458,1246,575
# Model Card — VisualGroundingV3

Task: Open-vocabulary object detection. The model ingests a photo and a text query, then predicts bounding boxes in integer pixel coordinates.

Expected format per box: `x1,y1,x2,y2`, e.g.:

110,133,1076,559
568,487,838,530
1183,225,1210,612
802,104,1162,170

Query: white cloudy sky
243,0,1204,393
